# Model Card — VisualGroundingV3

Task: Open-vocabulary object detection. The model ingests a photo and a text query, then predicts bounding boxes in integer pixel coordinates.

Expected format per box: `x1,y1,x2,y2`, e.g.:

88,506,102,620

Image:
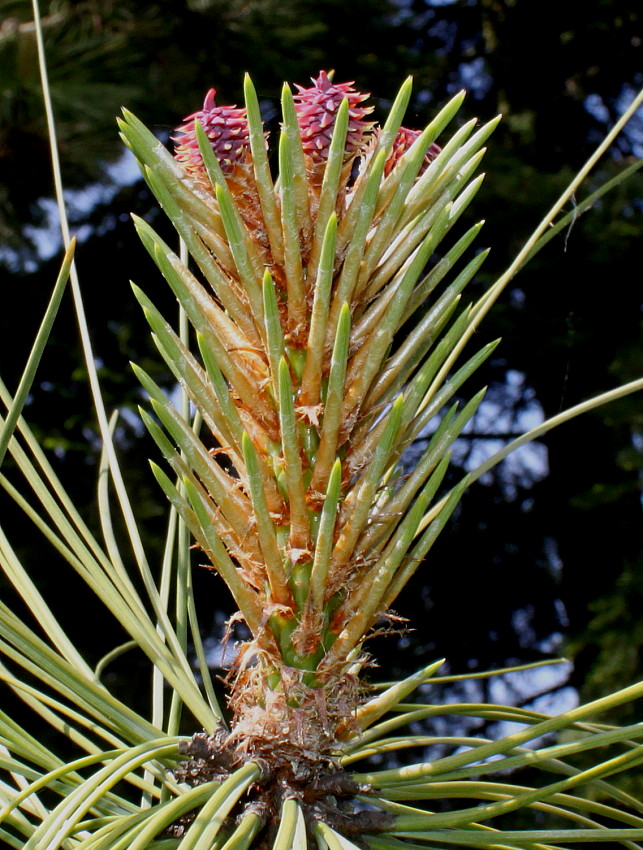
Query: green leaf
345,219,454,420
332,395,405,571
331,148,387,330
350,659,445,734
241,432,291,607
272,798,303,850
332,454,451,660
307,98,349,281
152,465,263,637
119,110,236,268
0,239,74,468
403,220,485,320
132,220,276,430
359,139,457,293
308,458,343,615
410,339,500,440
165,761,259,850
102,780,222,850
196,333,246,452
311,302,352,494
277,126,307,334
219,811,263,850
213,181,265,334
243,73,284,264
23,739,180,849
468,377,643,489
280,83,311,236
277,357,308,551
133,287,239,456
375,76,414,153
315,821,364,850
0,385,214,731
133,366,250,534
263,269,286,398
373,88,467,216
390,389,485,527
0,521,92,679
382,472,470,608
300,212,338,405
403,115,499,223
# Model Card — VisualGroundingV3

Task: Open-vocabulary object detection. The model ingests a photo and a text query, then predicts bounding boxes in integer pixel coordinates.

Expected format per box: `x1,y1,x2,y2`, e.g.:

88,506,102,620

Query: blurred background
1,0,642,725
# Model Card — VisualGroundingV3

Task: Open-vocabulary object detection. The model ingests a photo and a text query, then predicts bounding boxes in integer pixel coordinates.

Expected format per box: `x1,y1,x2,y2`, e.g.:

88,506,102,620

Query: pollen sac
384,126,441,177
173,88,251,178
293,70,375,164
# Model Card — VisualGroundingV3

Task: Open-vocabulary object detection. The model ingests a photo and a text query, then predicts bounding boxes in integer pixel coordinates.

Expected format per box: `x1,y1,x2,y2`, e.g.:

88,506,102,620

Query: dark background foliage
1,0,642,719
